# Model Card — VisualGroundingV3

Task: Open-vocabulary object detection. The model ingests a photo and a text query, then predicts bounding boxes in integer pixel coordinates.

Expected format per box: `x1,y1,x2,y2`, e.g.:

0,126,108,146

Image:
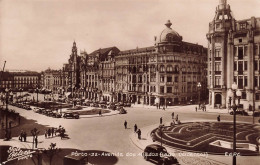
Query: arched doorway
215,94,222,105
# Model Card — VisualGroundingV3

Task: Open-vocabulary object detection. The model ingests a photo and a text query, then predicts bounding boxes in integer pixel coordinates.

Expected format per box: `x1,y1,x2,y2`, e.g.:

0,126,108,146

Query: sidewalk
130,120,260,165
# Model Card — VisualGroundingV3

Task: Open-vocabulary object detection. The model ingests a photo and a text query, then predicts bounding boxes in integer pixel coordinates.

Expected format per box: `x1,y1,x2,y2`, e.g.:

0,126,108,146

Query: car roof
146,144,166,150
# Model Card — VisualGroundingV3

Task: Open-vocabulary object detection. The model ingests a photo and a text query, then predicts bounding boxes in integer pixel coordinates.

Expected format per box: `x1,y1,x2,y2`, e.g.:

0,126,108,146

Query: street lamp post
197,82,201,109
227,83,242,165
159,124,163,147
5,88,9,140
36,87,39,108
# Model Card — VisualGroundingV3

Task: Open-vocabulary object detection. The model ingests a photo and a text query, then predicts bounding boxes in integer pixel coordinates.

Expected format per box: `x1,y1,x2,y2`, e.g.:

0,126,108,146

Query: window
242,92,246,99
160,76,165,82
166,65,173,72
160,86,164,93
240,23,246,30
167,87,172,93
238,76,243,89
215,76,221,86
255,76,258,87
254,44,259,56
238,47,243,59
254,61,258,71
150,65,156,72
234,62,237,71
151,75,156,82
244,76,248,87
215,62,221,71
175,76,178,82
244,61,247,71
244,46,248,56
256,94,260,100
167,76,172,82
239,39,242,43
160,65,165,72
238,61,243,74
215,49,221,57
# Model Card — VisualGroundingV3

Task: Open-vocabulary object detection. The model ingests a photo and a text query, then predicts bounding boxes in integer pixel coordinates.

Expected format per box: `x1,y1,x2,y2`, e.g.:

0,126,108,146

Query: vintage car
143,144,179,165
230,110,249,116
253,111,260,117
63,112,79,119
119,108,127,114
52,112,62,118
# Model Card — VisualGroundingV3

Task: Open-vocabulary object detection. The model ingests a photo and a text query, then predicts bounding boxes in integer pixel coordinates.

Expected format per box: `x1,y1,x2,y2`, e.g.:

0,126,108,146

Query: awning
65,92,71,97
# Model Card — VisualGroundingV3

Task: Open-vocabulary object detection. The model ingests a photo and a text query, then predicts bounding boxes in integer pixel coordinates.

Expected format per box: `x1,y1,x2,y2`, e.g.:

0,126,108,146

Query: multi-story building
207,0,260,110
42,69,62,93
115,20,207,106
84,47,119,101
0,71,41,91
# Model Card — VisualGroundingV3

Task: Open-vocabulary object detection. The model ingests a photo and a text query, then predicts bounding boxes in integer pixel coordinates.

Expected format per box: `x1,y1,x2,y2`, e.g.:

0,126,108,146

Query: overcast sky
0,0,260,72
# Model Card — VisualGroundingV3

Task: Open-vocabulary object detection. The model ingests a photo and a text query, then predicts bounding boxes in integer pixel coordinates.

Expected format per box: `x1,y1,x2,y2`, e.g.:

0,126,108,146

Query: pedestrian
151,132,156,142
176,114,178,122
24,132,27,142
138,129,142,139
195,106,197,112
124,120,127,129
134,124,137,133
156,103,158,109
48,128,51,137
160,117,162,125
171,112,174,119
51,127,54,137
204,106,206,112
35,136,38,148
45,130,47,138
163,106,165,110
99,110,102,116
19,131,23,142
217,115,221,122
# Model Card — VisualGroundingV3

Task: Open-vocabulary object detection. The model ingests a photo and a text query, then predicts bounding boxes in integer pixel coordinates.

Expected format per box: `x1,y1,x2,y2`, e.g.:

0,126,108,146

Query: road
6,97,260,165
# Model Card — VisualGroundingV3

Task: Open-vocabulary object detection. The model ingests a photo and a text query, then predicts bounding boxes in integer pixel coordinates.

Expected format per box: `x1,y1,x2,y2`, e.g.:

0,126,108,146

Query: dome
157,20,182,43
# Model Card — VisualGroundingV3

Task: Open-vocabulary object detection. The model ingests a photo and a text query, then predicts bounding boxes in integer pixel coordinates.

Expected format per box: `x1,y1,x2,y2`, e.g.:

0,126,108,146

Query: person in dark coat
48,128,51,137
124,120,127,129
35,136,38,148
195,106,197,112
217,115,221,122
138,129,141,139
51,128,54,137
24,132,27,142
176,114,178,122
160,117,162,125
99,110,102,116
171,112,174,119
45,130,47,138
134,124,137,133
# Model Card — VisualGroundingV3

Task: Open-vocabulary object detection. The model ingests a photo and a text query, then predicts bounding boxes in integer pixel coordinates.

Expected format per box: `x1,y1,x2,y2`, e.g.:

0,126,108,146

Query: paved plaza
1,98,260,165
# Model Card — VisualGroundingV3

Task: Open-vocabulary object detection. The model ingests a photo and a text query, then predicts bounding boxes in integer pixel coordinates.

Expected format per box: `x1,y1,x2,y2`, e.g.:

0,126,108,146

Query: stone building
84,47,120,101
0,71,41,92
42,69,62,93
207,0,260,110
115,20,207,106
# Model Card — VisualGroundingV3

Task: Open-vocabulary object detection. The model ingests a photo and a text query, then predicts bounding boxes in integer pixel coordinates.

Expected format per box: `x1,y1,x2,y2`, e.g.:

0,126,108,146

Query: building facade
42,69,62,93
0,71,41,92
207,0,260,110
115,20,207,106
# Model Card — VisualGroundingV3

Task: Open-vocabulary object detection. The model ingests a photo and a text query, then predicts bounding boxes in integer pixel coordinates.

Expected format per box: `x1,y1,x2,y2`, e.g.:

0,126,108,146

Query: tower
207,0,260,110
207,0,236,108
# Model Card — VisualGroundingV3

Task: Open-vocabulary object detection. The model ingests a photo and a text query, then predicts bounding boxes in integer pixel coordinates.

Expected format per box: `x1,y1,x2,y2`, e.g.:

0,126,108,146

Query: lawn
73,109,110,115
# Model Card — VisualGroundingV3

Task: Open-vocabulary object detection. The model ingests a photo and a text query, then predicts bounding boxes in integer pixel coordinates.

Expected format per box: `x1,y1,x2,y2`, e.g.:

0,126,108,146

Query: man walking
171,112,174,119
124,120,127,129
134,124,137,133
160,117,162,125
195,106,197,112
35,136,38,148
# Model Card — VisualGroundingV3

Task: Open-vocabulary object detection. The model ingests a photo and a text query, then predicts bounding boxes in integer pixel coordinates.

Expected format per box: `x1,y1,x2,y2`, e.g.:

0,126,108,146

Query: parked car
52,112,62,118
124,102,131,107
45,110,53,116
63,112,79,119
253,111,260,117
119,108,127,114
143,144,179,165
108,104,116,110
230,110,249,116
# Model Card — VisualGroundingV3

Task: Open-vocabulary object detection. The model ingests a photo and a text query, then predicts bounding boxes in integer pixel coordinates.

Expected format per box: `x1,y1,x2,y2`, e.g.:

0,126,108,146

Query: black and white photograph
0,0,260,164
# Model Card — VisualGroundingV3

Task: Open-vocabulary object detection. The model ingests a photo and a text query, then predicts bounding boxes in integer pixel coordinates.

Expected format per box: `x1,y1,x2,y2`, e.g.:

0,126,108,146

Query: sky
0,0,260,72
